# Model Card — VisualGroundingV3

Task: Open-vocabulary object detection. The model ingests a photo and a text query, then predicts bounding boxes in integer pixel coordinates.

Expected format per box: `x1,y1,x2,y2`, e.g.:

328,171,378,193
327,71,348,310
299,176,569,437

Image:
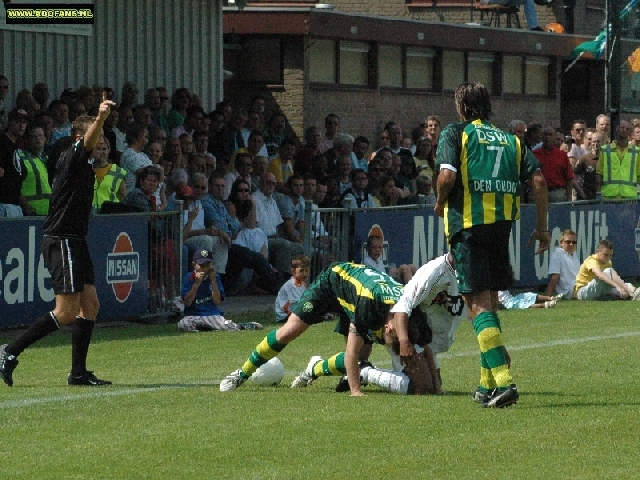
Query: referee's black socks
71,317,95,375
5,312,60,357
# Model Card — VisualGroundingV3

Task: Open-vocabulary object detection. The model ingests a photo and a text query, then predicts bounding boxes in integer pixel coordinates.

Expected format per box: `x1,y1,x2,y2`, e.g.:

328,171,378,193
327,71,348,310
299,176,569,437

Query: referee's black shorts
42,236,95,295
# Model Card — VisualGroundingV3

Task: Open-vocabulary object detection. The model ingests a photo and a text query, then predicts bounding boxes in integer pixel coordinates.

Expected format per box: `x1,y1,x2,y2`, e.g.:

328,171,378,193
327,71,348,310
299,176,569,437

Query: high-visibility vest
19,150,51,215
600,143,639,198
94,164,127,209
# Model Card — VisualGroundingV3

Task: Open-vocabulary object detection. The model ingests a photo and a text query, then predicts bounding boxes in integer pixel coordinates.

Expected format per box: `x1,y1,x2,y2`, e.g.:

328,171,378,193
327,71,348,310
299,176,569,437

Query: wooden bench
474,3,521,28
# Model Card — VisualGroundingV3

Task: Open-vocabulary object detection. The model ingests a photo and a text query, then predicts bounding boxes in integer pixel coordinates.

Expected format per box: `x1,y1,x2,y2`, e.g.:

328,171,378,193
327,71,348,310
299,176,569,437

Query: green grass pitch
2,300,640,479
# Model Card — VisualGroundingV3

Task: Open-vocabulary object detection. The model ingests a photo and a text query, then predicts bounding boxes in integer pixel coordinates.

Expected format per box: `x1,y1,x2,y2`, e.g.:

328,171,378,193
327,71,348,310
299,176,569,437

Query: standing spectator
92,136,128,211
425,115,442,155
294,126,322,176
318,113,340,153
179,133,194,156
434,81,549,408
574,132,602,200
369,128,391,161
567,119,587,169
193,130,210,155
120,122,151,192
0,98,116,388
387,125,413,162
533,126,582,202
133,105,153,129
524,122,543,150
0,109,28,217
172,106,204,138
507,120,526,142
597,120,640,200
546,229,580,299
264,112,287,160
19,124,52,215
595,114,611,143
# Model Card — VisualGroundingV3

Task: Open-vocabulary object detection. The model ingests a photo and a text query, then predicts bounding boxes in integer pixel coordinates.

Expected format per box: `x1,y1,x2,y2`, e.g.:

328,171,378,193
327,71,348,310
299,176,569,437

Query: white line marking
2,330,640,409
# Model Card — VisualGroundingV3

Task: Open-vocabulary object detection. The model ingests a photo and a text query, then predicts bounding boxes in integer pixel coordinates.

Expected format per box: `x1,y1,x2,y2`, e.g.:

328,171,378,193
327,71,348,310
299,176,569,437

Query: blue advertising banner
0,215,149,328
354,202,640,288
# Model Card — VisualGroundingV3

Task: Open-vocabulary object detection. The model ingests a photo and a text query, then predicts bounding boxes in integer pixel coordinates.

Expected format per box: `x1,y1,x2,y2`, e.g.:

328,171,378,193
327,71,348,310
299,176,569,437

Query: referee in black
1,93,116,387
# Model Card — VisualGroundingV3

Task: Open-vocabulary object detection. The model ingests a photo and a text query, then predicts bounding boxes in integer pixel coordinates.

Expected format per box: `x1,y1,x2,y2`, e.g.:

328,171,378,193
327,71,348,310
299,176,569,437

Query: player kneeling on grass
220,262,413,396
178,249,262,332
290,308,438,395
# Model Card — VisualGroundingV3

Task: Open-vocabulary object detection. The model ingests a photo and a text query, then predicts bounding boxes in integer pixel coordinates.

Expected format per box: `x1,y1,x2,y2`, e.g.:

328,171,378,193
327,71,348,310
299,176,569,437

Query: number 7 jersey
436,119,540,238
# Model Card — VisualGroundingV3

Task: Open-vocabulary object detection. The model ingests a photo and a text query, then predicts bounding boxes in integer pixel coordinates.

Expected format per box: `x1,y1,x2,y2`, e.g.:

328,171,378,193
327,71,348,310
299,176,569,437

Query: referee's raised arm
83,93,115,151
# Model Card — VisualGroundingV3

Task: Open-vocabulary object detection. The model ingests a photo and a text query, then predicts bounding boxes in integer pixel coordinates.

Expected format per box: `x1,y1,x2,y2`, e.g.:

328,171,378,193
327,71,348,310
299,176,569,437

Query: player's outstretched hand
527,229,550,255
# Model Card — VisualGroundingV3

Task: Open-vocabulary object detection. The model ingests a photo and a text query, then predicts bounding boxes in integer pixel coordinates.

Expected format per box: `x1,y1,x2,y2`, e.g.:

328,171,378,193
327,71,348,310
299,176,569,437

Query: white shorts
178,315,240,332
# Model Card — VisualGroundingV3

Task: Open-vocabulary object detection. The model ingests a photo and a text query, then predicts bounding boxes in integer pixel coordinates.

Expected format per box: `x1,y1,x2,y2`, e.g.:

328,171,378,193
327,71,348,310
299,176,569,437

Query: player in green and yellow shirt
433,82,550,408
220,262,409,396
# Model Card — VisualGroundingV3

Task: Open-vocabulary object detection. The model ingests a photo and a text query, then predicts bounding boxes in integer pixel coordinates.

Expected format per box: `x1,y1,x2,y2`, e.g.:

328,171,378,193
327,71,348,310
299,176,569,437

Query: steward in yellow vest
92,136,128,210
19,126,52,215
596,121,640,199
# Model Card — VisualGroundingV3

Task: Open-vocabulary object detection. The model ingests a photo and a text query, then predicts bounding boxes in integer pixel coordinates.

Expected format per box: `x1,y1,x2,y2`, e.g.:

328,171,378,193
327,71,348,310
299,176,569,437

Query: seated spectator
268,138,296,191
172,106,204,139
498,290,558,309
121,165,161,212
251,155,269,191
179,176,230,275
178,248,263,332
395,155,417,194
574,239,640,301
412,175,436,205
167,87,191,130
336,154,353,195
179,132,195,155
253,173,304,276
362,235,416,284
546,229,580,299
340,168,375,209
373,175,400,207
277,175,306,244
48,100,71,146
413,135,435,178
326,132,354,175
224,151,252,200
203,173,282,295
92,136,128,211
350,135,370,172
274,254,310,323
114,105,133,153
227,129,267,173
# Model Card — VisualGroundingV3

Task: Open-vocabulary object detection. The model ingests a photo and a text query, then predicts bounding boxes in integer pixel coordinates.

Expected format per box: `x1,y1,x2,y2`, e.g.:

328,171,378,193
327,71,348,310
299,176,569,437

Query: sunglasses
563,240,577,244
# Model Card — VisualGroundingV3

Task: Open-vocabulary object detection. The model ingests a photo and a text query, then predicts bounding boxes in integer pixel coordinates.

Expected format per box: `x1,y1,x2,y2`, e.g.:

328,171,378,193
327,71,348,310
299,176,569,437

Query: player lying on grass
220,262,427,396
